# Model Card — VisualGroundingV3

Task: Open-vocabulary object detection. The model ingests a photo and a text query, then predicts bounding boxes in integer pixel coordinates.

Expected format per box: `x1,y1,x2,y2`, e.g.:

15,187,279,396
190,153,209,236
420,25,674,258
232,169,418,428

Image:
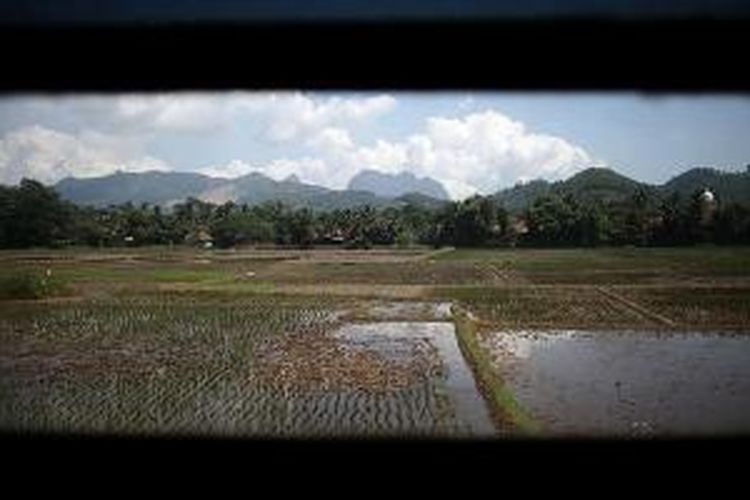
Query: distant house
509,217,529,236
506,216,529,247
322,229,346,244
185,226,214,248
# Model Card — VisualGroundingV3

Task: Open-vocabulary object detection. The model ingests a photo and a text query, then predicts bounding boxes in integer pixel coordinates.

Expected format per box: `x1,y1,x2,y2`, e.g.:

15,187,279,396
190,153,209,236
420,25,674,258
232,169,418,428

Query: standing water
334,322,496,436
483,330,750,437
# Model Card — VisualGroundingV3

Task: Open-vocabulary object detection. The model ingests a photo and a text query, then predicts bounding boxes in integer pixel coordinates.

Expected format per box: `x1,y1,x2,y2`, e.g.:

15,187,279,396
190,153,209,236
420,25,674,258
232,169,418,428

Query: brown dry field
2,245,749,330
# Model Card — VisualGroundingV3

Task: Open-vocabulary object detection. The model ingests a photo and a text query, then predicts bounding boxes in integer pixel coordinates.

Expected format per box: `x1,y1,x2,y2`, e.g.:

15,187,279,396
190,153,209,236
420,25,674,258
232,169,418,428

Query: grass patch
259,260,491,285
54,265,233,284
435,246,750,276
451,305,540,435
147,268,233,283
0,269,69,300
151,280,280,297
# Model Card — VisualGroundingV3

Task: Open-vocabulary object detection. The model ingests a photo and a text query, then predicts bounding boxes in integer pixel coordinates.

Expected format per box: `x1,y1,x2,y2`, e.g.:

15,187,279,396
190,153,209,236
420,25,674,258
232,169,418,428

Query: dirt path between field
158,282,430,300
476,261,530,285
415,247,456,261
595,286,677,327
275,284,430,299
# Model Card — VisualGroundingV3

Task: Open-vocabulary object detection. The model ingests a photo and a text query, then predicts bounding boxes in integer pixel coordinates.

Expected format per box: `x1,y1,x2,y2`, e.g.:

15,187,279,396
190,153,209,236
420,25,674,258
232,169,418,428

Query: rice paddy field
1,245,749,438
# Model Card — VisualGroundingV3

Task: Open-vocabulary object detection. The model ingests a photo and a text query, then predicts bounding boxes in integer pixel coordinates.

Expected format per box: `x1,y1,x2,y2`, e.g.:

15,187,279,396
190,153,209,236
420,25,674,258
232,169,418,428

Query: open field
1,245,749,436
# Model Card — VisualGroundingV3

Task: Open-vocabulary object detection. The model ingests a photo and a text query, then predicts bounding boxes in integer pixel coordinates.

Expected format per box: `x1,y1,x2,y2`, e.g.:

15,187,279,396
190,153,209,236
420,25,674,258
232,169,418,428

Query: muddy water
483,330,750,437
360,301,453,321
333,322,496,436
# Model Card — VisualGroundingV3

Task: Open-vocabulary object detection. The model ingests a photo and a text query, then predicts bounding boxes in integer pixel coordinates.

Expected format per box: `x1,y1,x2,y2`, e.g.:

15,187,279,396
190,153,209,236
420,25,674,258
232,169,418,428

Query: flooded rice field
330,322,495,436
0,298,494,437
249,321,495,437
482,329,750,437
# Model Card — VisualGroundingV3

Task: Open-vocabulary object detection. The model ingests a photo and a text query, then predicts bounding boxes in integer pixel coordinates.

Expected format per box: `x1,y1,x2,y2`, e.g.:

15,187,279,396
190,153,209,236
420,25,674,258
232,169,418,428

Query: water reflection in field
483,330,750,437
333,322,495,436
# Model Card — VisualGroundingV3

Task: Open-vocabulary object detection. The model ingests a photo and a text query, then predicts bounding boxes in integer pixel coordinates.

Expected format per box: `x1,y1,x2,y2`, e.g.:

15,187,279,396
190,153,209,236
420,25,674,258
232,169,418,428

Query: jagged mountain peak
347,169,450,200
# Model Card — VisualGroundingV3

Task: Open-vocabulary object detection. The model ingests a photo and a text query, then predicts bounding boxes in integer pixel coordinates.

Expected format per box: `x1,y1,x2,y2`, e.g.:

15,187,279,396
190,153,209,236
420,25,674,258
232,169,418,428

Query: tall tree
0,179,72,248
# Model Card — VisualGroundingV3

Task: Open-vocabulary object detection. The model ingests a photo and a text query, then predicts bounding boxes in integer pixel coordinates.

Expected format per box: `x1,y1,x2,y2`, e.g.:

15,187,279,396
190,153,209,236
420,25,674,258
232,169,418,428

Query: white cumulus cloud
300,109,599,199
244,93,396,142
307,127,355,153
197,159,257,179
416,111,596,195
0,96,599,201
109,92,396,140
0,125,168,185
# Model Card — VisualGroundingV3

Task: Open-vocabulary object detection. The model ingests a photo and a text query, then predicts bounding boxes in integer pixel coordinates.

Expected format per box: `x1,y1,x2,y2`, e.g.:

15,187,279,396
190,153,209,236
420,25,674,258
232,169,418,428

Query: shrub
0,269,67,300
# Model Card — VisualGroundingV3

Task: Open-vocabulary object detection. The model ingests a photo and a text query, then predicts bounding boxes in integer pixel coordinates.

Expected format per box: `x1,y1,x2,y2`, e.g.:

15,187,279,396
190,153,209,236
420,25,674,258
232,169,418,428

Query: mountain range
347,170,450,200
54,170,451,211
52,166,750,212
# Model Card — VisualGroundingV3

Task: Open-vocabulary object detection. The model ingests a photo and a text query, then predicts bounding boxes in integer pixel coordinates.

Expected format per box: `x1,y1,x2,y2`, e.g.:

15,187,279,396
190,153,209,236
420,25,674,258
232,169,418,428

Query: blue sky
0,92,748,199
461,93,750,184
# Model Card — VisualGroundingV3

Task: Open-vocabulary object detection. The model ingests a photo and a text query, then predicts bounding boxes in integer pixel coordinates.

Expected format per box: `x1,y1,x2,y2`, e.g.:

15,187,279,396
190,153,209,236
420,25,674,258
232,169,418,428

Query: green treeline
1,178,749,249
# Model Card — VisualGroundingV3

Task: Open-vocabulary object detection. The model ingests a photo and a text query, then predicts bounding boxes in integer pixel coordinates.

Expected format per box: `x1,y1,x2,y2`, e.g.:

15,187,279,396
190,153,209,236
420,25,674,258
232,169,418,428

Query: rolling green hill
55,170,224,207
494,166,749,213
660,167,750,205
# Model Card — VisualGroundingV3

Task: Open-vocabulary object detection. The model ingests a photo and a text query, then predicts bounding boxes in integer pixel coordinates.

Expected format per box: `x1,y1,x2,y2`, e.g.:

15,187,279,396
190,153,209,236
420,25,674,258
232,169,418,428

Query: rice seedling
431,286,651,329
0,295,476,436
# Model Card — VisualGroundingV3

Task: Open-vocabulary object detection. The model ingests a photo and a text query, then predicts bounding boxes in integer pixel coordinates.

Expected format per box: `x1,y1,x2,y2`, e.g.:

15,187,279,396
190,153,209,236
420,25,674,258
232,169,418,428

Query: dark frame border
2,19,749,92
2,16,749,481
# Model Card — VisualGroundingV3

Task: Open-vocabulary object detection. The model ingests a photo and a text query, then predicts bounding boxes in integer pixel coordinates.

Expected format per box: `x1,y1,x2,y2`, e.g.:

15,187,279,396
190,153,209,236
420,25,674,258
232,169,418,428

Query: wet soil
254,321,496,437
